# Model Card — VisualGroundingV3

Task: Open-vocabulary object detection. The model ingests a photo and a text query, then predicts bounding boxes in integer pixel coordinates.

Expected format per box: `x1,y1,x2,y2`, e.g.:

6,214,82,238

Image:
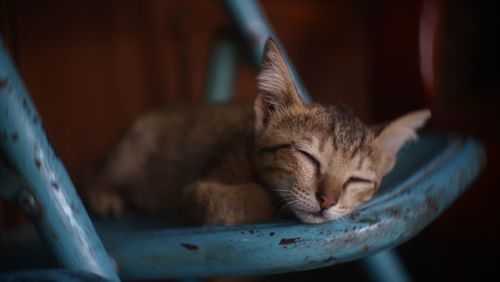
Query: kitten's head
253,39,431,224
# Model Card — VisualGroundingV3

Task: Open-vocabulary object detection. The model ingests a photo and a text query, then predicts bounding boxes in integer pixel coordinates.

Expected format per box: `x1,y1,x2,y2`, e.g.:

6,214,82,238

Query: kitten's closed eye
296,149,321,175
257,144,321,175
257,144,292,154
343,177,374,189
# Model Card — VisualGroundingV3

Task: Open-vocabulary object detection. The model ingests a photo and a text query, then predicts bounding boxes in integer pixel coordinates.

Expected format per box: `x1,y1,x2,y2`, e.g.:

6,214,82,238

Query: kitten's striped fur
86,39,431,225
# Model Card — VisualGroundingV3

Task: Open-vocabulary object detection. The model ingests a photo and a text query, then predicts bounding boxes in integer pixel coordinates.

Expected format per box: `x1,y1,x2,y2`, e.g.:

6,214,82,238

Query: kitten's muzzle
315,192,337,211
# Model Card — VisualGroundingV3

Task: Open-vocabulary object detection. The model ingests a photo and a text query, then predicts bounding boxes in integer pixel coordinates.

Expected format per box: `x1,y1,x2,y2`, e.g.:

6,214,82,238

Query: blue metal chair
0,0,485,281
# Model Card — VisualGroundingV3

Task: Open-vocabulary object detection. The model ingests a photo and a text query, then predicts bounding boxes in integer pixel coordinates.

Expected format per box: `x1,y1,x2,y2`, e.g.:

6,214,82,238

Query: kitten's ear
254,38,303,132
374,109,431,175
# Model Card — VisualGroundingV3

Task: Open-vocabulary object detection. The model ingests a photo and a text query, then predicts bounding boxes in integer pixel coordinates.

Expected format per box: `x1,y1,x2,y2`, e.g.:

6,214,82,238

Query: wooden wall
0,0,380,184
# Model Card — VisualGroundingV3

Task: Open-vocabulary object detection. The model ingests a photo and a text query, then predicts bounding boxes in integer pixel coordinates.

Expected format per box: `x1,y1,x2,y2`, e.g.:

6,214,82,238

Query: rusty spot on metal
181,243,199,251
348,212,360,221
426,196,438,214
279,237,300,245
34,158,41,169
389,207,401,217
51,181,60,190
269,232,275,236
307,259,319,265
363,245,370,252
12,132,19,142
358,217,379,225
323,256,336,263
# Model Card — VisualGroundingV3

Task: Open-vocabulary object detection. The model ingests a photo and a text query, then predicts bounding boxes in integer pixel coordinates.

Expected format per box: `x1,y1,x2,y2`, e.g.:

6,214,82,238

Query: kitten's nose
316,193,337,210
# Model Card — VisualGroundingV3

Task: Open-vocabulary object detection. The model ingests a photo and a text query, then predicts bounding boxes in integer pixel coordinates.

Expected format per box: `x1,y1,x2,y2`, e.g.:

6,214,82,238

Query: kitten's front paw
183,181,274,226
86,191,125,218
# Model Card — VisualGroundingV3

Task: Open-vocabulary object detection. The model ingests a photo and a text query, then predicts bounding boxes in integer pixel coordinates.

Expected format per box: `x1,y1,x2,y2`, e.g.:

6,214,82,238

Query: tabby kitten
86,39,431,225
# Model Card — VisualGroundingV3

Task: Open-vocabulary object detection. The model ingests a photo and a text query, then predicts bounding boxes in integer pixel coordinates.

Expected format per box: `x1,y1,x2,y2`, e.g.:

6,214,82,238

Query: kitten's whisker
272,189,295,195
275,195,294,210
275,198,288,209
279,199,299,214
277,194,295,200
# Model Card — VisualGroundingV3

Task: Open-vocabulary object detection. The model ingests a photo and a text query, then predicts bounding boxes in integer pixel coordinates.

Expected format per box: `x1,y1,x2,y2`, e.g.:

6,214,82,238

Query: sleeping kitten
85,38,431,225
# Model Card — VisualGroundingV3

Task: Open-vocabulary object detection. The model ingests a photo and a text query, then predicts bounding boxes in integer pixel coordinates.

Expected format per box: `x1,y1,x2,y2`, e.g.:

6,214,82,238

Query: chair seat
99,134,485,279
0,134,485,279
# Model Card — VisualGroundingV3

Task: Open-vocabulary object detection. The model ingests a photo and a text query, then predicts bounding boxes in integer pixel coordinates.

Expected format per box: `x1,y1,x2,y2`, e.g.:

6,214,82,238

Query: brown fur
84,39,431,225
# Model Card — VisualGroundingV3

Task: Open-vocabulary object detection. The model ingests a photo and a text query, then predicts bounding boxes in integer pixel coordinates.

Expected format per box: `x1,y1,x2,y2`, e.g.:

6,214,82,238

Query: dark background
0,0,499,281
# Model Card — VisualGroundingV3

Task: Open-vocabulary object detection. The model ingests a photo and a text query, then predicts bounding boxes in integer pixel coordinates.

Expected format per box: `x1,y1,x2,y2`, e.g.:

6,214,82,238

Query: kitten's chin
294,208,351,224
294,211,327,224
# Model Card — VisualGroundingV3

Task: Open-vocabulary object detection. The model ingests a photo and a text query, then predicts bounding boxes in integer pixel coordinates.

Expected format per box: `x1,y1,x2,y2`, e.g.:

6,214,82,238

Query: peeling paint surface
279,238,301,246
180,243,199,251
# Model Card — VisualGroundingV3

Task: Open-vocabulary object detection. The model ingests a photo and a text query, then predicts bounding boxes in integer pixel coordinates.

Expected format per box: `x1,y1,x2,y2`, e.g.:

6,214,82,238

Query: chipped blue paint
0,38,119,281
96,135,484,279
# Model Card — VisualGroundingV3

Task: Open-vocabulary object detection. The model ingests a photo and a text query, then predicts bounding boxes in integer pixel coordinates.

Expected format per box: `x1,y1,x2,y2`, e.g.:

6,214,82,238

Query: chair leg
361,249,411,282
205,37,238,104
0,37,119,281
221,0,312,103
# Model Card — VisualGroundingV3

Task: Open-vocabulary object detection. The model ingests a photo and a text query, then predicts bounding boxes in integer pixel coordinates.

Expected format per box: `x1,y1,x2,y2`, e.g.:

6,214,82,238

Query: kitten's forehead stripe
352,130,368,159
328,106,370,159
274,106,330,133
